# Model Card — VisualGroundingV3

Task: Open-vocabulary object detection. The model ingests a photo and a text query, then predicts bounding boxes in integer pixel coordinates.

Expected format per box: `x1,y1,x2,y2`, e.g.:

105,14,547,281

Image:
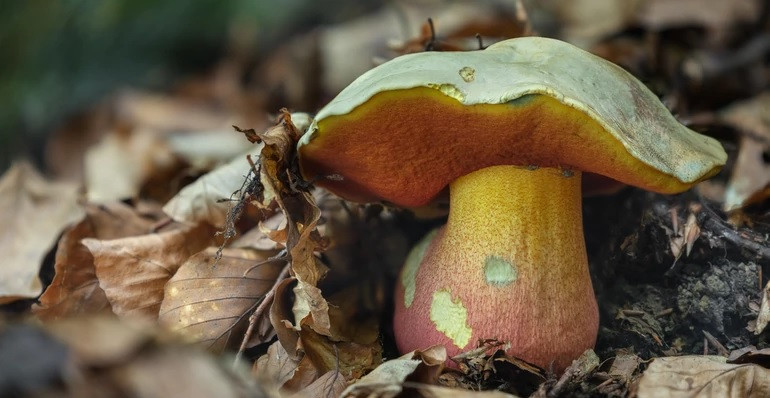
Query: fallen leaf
163,147,264,228
402,385,520,398
720,92,770,211
0,162,84,304
85,127,179,202
341,346,446,398
254,340,319,394
683,212,701,257
727,346,770,368
636,355,770,397
34,201,163,320
45,316,154,366
158,247,283,352
83,222,215,319
608,352,642,383
754,280,770,335
290,370,346,398
115,90,234,133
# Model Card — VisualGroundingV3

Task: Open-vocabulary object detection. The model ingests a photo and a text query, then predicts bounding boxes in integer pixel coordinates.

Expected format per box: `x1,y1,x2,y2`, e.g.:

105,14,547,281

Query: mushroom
297,37,726,371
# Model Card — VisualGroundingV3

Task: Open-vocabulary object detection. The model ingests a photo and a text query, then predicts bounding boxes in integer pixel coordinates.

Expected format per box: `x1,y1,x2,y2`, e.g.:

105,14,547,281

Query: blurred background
1,0,768,203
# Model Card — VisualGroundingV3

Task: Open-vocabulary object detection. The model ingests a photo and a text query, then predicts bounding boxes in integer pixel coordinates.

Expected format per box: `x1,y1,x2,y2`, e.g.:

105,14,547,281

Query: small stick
234,262,291,365
702,330,729,356
655,308,673,317
622,309,645,317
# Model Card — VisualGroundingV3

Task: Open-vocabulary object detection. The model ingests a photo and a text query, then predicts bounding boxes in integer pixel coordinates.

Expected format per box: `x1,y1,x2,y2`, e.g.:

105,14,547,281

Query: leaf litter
2,1,770,397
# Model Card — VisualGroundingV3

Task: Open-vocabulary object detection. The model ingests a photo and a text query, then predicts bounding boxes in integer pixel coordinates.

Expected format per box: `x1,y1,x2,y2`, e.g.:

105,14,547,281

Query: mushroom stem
394,165,599,372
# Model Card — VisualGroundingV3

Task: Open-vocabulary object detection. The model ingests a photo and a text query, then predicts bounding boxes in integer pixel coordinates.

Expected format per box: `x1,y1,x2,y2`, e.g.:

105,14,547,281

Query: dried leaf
608,353,642,383
683,212,701,257
636,355,770,397
721,93,770,211
163,148,264,228
0,162,84,304
403,385,519,398
45,316,154,366
254,340,319,394
290,370,346,398
85,127,178,202
727,346,770,368
83,222,215,319
341,346,446,398
116,90,234,132
35,202,162,319
158,247,283,352
755,280,770,335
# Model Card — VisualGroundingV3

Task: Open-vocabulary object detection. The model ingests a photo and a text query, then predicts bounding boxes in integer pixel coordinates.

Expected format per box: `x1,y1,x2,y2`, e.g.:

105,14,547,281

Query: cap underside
300,86,720,207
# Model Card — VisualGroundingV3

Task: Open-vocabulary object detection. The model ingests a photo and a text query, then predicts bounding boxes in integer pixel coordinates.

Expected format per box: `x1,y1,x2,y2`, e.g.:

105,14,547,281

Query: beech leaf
159,247,283,352
83,222,215,319
636,355,770,398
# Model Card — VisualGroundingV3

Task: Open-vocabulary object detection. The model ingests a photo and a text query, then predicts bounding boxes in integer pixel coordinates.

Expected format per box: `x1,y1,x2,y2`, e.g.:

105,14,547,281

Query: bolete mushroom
297,37,726,371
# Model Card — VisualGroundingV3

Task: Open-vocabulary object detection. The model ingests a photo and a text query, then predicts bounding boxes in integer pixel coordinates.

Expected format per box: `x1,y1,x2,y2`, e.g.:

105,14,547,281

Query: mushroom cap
298,37,726,207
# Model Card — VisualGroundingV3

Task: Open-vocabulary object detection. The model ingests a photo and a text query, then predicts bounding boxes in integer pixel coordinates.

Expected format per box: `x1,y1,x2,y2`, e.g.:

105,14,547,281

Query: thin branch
233,262,292,365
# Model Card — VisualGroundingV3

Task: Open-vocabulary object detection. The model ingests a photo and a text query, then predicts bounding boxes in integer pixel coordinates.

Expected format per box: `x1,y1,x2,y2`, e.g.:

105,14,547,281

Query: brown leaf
83,222,215,319
299,322,381,380
636,355,770,397
0,162,84,304
754,280,770,335
85,127,179,202
683,212,701,257
158,247,283,352
608,353,642,383
45,316,155,366
254,340,319,394
8,316,256,397
163,148,265,228
403,385,520,398
290,370,346,398
721,92,770,211
35,202,163,319
727,346,770,368
341,346,446,398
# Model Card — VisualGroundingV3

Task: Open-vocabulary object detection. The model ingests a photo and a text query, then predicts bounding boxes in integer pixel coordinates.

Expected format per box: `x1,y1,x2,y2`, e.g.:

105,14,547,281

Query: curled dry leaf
0,162,84,304
163,147,264,228
254,340,319,395
83,222,216,319
253,112,332,335
341,346,446,398
34,201,164,320
720,92,770,211
636,355,770,398
158,247,284,352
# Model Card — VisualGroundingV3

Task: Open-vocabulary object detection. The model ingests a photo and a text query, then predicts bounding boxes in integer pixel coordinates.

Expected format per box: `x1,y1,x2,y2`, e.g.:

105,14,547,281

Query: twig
702,330,729,356
703,217,770,260
622,309,646,317
233,262,292,365
655,308,673,317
